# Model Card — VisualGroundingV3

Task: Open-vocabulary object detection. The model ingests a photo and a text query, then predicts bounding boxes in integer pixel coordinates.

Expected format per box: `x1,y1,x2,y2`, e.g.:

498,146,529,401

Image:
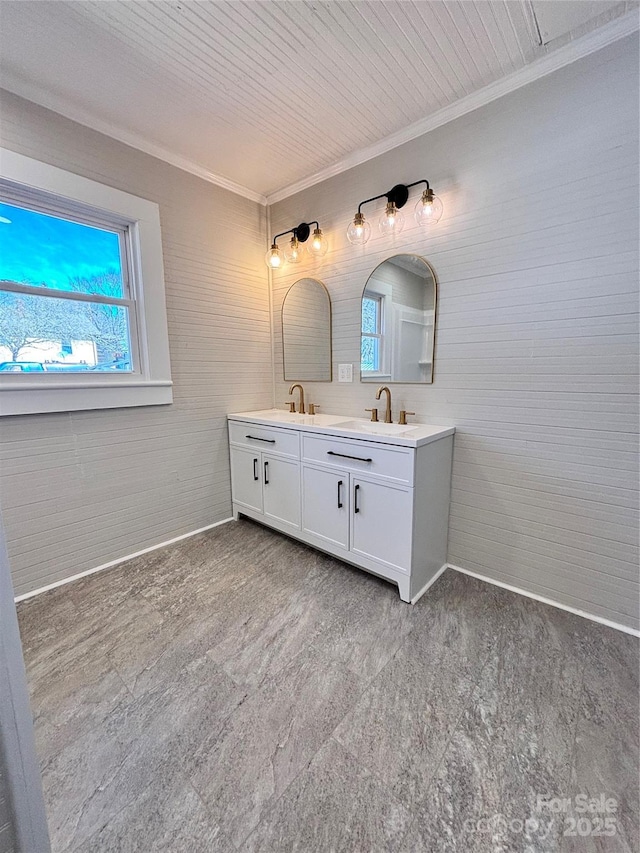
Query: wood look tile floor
17,518,639,853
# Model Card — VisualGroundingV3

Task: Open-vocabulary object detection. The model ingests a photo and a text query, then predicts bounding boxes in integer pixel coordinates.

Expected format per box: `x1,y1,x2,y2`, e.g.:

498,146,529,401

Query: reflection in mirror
361,254,436,383
283,278,332,381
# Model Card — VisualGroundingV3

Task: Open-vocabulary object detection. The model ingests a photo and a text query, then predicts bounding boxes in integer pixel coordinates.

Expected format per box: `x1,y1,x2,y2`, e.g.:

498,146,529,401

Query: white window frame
361,293,384,374
0,149,172,416
361,288,391,380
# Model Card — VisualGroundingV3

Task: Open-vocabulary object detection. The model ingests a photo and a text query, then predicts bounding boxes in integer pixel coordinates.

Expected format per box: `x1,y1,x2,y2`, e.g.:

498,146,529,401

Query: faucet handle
398,410,415,425
365,407,379,423
286,401,296,413
308,403,319,415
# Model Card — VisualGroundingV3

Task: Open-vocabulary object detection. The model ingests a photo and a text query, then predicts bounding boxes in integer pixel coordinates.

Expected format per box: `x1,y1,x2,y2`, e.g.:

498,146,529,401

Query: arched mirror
283,277,332,381
360,254,437,383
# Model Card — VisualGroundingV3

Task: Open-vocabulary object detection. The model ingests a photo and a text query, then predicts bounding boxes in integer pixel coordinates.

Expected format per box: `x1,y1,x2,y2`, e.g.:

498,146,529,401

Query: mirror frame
282,277,333,382
359,253,438,385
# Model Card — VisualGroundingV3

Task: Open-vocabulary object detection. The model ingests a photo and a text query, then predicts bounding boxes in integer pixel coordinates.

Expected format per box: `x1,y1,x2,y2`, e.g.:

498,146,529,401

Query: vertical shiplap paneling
0,90,272,596
269,36,639,630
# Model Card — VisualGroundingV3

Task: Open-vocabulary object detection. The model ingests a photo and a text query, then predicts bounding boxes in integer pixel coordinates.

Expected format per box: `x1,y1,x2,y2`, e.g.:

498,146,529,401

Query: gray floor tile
562,626,639,853
29,650,132,764
41,656,246,852
17,591,82,666
408,569,519,662
22,590,163,684
74,773,233,853
309,566,416,681
189,647,366,848
241,738,412,853
334,639,483,809
405,602,587,853
206,581,332,690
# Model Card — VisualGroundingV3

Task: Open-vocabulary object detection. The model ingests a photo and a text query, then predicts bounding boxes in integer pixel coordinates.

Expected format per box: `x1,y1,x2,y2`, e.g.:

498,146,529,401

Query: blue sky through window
0,201,123,293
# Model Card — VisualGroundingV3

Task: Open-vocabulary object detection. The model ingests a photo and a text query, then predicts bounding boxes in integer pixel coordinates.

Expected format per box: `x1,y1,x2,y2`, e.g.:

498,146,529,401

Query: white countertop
227,409,455,448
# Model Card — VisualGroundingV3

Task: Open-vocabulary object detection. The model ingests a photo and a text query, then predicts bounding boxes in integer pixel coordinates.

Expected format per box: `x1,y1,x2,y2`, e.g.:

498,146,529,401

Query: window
0,149,172,416
361,293,384,373
0,199,135,374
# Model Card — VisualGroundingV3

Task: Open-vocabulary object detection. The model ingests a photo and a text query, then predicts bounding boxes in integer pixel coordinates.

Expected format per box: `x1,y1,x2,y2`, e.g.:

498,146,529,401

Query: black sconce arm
357,180,431,214
273,228,296,244
406,179,430,193
271,220,319,245
357,192,390,215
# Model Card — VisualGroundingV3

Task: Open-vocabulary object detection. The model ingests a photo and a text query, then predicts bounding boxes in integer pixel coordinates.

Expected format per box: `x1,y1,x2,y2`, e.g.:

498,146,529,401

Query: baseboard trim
448,564,640,638
13,517,235,604
410,563,448,605
14,528,638,638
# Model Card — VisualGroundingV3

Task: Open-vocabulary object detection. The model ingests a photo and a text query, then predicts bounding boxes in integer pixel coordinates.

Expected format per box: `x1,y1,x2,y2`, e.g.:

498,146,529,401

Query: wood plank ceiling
0,1,633,198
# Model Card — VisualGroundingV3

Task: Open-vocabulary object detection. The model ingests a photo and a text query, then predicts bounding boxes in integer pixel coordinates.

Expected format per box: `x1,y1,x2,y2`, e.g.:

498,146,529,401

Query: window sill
362,373,392,381
0,380,173,416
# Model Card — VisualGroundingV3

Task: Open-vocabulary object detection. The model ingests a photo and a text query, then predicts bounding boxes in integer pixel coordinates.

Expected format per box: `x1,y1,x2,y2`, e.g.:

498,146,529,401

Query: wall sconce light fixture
265,221,327,269
414,185,444,226
347,180,442,245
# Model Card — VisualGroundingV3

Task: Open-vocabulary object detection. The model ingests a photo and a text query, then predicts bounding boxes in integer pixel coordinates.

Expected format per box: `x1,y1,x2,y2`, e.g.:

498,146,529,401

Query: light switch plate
338,363,353,383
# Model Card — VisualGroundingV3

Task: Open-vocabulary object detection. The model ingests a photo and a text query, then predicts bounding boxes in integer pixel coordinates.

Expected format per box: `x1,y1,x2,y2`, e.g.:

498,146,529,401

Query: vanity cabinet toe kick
228,415,454,603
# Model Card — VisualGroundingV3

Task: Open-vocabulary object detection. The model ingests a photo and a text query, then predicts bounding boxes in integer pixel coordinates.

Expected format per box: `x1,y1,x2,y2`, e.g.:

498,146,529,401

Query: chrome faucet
375,386,393,423
288,383,305,414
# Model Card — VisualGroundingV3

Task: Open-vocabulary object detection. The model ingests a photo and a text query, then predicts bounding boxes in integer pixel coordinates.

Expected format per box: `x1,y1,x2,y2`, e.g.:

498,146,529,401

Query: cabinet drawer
302,434,413,485
229,421,300,458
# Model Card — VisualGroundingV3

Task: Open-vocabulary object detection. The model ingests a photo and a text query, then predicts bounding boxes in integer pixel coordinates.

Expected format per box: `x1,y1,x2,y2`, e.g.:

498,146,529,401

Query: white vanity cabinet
228,422,301,529
350,478,413,572
228,411,454,603
301,464,349,549
301,434,415,576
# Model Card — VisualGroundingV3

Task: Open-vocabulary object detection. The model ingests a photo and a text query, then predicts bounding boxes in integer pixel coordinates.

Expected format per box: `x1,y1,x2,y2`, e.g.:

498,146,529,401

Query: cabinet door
230,446,263,513
263,454,301,528
302,465,349,549
351,478,413,572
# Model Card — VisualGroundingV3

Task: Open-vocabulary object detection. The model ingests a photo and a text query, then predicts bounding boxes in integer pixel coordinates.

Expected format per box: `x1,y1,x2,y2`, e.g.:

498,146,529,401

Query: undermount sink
248,410,342,426
333,420,416,435
281,415,320,425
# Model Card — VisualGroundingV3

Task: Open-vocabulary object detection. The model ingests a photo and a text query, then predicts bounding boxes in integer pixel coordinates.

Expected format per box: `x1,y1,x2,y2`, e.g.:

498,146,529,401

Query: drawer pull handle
264,460,269,485
327,451,372,463
253,458,259,481
337,480,343,509
246,435,276,443
354,484,360,513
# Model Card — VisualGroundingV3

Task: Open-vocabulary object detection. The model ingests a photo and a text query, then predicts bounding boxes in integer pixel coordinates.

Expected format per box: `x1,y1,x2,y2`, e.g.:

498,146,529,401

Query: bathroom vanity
228,409,454,602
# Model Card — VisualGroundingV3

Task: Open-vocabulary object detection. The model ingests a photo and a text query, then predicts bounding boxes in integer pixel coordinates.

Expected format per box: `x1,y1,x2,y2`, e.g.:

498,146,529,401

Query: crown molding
0,71,268,205
2,7,636,208
266,9,639,205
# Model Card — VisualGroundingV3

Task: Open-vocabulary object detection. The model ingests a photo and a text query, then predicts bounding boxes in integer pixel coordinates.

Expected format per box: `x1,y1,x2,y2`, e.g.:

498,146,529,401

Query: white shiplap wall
0,90,272,597
270,36,639,630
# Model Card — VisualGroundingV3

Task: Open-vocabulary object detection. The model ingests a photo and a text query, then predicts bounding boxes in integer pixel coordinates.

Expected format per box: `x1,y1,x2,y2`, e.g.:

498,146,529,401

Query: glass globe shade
346,213,371,245
379,202,404,236
414,191,443,226
308,227,328,258
265,243,283,269
285,236,302,264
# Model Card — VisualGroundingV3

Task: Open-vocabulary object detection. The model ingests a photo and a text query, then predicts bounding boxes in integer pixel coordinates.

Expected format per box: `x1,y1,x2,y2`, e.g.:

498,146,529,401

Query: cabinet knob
398,410,415,425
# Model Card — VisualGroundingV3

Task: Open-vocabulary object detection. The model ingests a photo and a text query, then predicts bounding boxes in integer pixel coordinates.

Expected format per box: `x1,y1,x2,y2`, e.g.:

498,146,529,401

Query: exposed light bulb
308,226,328,258
379,201,404,236
285,236,302,263
346,212,371,245
265,242,283,269
414,188,443,226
